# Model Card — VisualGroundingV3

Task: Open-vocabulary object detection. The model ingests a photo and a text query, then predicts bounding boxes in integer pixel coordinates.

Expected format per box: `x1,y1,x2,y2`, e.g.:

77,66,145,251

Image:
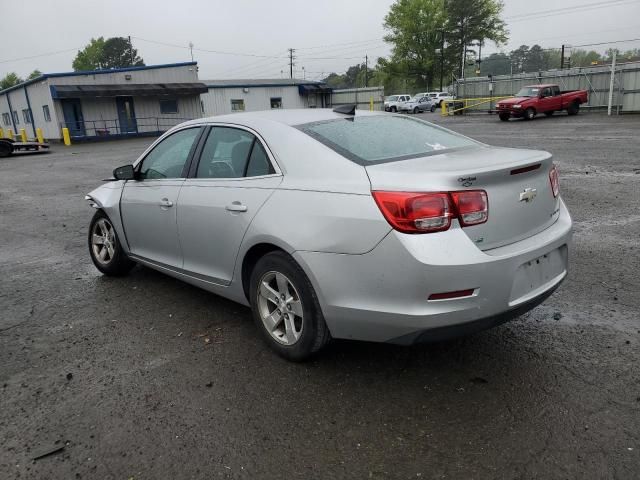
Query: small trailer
0,138,51,158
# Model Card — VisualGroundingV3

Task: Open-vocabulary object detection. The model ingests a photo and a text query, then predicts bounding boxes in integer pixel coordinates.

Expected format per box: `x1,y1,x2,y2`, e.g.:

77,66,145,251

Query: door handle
159,198,174,208
225,202,248,213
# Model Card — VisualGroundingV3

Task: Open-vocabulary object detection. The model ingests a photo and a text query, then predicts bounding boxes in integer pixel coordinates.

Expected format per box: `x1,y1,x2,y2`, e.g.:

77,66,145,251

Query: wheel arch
240,242,289,302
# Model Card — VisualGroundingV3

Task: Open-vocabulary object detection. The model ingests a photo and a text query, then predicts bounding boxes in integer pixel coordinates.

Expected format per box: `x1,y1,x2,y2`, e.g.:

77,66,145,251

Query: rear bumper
294,198,572,344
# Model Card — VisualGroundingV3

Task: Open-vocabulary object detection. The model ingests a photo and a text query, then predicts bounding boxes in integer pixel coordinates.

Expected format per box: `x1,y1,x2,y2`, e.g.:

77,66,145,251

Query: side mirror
113,164,136,180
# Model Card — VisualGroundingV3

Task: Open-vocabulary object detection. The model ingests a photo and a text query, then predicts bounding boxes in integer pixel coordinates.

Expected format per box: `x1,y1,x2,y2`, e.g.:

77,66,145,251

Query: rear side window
299,115,476,165
246,142,275,177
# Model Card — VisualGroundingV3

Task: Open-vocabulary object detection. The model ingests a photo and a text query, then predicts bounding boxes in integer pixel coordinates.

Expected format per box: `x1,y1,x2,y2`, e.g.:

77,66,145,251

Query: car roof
525,84,557,88
183,108,387,129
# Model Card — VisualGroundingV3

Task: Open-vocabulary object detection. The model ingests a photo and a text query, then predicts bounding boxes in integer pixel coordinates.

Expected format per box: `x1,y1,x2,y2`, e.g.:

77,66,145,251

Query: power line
506,0,637,23
132,36,286,59
0,47,80,65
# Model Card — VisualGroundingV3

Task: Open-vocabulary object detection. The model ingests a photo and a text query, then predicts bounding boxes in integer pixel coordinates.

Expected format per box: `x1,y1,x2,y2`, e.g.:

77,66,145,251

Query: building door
116,96,138,134
61,99,85,137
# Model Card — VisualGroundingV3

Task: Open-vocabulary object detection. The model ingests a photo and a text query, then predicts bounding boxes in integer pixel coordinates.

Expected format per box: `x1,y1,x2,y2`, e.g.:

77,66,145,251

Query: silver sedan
86,108,572,360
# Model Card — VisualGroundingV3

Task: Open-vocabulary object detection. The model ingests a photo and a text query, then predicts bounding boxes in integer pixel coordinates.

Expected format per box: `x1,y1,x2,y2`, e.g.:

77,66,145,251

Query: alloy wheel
257,271,304,345
91,218,116,265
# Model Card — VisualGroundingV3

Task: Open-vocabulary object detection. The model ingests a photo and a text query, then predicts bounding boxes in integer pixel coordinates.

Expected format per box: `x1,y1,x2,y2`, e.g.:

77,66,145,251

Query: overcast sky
2,0,640,81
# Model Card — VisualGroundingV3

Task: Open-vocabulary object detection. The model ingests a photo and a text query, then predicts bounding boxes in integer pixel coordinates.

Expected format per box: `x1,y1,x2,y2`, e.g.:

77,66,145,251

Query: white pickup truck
427,91,454,107
384,94,411,112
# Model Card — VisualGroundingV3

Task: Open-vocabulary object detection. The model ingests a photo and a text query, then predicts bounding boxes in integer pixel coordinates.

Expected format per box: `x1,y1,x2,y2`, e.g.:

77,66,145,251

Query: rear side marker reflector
428,289,475,301
510,164,541,175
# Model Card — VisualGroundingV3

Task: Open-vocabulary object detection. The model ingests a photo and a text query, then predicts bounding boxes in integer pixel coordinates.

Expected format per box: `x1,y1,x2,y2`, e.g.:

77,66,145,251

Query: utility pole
560,44,565,69
365,54,368,87
607,49,617,116
189,42,194,62
288,48,295,79
477,41,482,76
128,36,134,65
440,29,445,91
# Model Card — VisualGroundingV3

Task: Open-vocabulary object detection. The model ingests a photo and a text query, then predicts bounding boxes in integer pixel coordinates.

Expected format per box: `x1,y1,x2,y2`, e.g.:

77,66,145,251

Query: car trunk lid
365,146,560,250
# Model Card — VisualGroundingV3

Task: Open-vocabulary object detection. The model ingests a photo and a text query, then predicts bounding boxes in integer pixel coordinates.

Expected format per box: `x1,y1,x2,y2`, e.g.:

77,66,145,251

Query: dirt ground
1,111,639,479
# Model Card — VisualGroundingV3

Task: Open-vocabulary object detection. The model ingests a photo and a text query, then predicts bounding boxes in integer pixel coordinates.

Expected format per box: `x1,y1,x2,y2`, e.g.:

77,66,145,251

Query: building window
42,105,51,122
231,99,245,112
159,99,178,114
12,111,19,125
22,109,32,124
270,97,283,109
2,113,10,126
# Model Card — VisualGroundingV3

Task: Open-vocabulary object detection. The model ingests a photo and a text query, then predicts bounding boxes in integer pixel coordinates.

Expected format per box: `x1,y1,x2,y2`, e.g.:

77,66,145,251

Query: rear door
120,126,202,267
177,126,282,285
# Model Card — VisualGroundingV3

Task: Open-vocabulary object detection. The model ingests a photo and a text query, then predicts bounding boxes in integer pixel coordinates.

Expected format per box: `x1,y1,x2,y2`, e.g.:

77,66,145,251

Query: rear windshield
298,115,477,165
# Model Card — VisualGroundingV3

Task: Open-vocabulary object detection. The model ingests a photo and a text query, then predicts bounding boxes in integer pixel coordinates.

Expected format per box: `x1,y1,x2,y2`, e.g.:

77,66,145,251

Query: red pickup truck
497,84,588,121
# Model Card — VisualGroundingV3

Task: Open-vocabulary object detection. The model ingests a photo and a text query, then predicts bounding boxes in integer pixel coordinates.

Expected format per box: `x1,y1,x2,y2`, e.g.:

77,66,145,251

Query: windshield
515,87,541,97
298,115,477,165
387,95,399,102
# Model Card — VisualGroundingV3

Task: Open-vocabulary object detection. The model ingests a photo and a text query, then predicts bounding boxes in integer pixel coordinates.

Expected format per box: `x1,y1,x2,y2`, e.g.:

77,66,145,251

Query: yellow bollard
20,128,27,142
8,129,15,140
369,96,374,111
36,128,44,144
0,128,4,138
441,101,448,116
62,127,71,146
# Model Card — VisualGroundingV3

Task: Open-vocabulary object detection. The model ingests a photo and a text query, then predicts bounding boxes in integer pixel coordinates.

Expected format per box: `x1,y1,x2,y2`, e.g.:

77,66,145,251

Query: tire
88,210,135,276
567,101,580,116
0,141,12,158
390,106,397,113
524,108,536,120
413,107,420,114
249,251,330,361
545,111,554,117
499,114,510,121
430,105,436,113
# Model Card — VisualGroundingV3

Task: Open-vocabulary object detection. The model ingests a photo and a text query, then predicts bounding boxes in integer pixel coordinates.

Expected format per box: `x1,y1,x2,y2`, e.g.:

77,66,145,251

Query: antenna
189,42,194,62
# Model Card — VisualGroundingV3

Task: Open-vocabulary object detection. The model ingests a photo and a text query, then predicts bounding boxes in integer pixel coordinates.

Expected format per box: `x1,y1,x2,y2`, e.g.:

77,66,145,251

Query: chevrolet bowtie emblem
519,188,537,203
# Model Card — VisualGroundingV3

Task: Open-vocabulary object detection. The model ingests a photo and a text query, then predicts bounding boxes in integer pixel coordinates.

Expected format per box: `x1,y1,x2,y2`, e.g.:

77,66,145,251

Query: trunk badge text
519,188,538,203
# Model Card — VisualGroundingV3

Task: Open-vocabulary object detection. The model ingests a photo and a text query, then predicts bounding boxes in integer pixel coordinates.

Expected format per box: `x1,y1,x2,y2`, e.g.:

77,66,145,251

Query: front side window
270,97,282,109
299,115,476,165
160,99,178,114
231,99,245,112
42,105,51,122
139,127,200,180
2,113,10,126
22,109,32,124
196,127,255,178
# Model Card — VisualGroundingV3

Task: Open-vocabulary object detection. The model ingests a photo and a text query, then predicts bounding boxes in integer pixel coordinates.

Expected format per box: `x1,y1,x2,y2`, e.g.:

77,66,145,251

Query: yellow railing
441,96,513,116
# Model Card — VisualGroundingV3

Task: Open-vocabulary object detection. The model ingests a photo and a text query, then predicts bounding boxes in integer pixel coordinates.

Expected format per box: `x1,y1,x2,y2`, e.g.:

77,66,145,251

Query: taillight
372,190,488,234
372,192,453,234
450,190,488,226
549,164,560,198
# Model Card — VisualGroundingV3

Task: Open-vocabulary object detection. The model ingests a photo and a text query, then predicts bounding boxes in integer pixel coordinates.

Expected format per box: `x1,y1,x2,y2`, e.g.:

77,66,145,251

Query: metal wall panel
200,86,308,116
455,61,640,112
331,87,385,110
51,65,199,86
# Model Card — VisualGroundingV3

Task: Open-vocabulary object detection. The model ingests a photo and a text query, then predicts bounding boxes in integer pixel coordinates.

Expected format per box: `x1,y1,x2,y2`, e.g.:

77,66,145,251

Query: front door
61,99,85,137
120,127,202,267
116,96,138,134
178,126,281,284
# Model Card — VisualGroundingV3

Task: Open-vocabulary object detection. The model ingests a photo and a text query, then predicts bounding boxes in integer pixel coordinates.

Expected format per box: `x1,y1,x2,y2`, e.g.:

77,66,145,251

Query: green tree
73,37,106,71
72,37,144,71
523,44,546,72
445,0,508,78
480,52,510,75
27,69,42,80
383,0,445,89
0,72,23,90
100,37,145,69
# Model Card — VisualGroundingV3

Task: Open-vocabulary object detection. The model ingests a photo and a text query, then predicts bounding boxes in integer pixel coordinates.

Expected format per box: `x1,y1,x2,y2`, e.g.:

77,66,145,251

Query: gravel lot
1,111,639,479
